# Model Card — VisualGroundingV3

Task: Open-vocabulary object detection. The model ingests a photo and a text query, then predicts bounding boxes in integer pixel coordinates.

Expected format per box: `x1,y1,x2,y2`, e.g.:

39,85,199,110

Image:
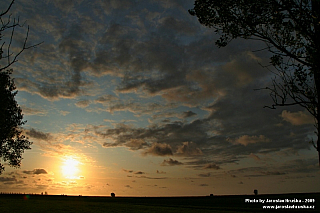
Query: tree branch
0,0,15,17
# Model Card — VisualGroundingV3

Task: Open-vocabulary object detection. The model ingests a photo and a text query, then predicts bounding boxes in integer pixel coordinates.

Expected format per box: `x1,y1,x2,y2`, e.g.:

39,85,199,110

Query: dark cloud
144,143,173,156
261,171,286,176
134,171,145,175
161,158,183,166
125,139,148,150
198,173,211,177
176,142,203,156
23,169,47,175
0,177,17,182
181,111,197,118
203,163,221,170
199,184,209,187
25,129,52,141
137,176,168,180
93,119,211,154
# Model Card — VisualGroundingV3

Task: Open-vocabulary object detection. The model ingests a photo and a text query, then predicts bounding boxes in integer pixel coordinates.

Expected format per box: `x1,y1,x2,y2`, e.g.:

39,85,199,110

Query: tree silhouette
189,0,320,165
0,0,40,174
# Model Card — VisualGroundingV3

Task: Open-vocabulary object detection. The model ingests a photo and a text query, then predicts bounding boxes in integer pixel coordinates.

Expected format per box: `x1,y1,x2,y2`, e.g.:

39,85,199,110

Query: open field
0,193,319,212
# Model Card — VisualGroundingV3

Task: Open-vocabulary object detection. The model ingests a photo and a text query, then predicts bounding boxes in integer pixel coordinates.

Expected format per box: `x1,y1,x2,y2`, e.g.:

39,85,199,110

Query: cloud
25,128,52,141
261,171,286,176
199,184,209,187
21,105,47,116
144,143,173,156
93,119,211,155
203,163,220,170
198,173,211,177
75,100,91,108
249,153,261,161
0,177,17,182
125,139,148,150
181,111,197,118
59,110,70,116
123,169,146,175
229,135,270,146
23,169,47,175
161,158,183,166
176,142,203,156
95,95,119,105
24,128,80,156
134,171,145,175
281,110,314,126
137,176,168,180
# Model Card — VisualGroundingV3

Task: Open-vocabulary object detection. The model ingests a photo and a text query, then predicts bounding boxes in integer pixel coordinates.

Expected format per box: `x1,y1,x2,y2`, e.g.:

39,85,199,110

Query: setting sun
61,157,80,179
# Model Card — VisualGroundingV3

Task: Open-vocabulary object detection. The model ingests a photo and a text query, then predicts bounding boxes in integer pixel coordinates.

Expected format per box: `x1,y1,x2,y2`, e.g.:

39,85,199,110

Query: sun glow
61,156,80,179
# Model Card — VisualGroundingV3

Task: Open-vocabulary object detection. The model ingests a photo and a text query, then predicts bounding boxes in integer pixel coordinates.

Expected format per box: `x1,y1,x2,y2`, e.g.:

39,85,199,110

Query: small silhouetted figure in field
111,193,115,197
254,189,258,196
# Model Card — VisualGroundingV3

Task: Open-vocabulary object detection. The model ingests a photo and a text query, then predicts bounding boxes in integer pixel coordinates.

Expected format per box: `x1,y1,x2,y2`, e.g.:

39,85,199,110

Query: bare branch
0,0,15,17
0,24,43,72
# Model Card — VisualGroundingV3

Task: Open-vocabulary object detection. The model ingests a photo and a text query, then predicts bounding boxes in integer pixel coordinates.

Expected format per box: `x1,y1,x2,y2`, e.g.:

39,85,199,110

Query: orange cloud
230,135,269,146
281,110,314,126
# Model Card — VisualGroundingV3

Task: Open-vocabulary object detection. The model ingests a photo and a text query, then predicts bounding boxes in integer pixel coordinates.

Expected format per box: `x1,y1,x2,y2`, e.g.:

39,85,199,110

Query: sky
0,0,319,197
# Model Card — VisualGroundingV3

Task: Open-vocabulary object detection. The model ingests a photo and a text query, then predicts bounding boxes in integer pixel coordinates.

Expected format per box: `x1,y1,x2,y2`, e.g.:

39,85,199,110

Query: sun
61,156,80,179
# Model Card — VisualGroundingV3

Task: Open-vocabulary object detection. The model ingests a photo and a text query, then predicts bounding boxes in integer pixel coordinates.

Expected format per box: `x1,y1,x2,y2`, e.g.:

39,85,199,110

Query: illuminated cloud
249,153,261,161
75,100,91,108
229,135,270,146
281,110,314,126
59,110,70,116
21,105,47,116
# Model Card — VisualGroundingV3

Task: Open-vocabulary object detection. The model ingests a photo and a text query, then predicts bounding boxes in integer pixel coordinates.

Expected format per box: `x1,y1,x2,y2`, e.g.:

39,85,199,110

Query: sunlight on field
61,156,80,179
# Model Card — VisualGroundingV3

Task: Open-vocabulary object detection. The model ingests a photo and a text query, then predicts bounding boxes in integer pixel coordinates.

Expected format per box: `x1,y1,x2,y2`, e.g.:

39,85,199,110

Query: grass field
0,193,319,212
